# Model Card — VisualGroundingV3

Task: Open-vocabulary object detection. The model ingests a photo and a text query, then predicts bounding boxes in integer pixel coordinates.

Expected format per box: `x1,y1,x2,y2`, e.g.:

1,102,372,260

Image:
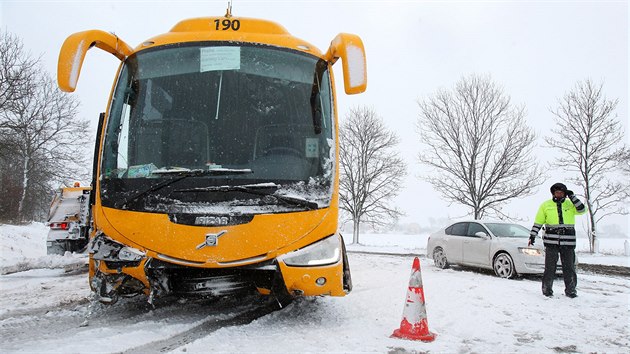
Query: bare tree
0,31,38,112
620,151,630,176
546,79,630,252
0,32,90,222
339,106,407,244
417,74,543,219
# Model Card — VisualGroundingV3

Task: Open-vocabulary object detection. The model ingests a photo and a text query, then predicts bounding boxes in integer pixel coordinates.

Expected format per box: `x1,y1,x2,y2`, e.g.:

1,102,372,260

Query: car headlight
279,234,341,266
519,247,542,256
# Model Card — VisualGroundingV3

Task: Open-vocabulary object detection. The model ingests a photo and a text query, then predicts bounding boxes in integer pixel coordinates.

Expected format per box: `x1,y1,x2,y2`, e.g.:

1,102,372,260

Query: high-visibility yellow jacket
535,198,586,225
530,195,586,246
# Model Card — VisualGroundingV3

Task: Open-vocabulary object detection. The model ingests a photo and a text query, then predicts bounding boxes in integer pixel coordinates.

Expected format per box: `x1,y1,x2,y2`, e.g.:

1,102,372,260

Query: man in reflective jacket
529,182,586,298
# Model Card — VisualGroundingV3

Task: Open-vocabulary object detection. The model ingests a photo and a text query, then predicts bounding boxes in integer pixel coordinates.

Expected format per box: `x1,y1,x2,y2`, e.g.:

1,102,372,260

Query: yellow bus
57,10,367,304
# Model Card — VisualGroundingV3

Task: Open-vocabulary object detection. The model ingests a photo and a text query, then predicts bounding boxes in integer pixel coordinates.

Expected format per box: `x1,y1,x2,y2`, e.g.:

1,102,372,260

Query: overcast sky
1,0,628,234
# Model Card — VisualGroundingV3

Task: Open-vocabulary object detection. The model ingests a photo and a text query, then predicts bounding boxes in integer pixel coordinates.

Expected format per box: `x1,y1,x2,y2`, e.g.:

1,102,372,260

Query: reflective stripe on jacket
531,196,586,246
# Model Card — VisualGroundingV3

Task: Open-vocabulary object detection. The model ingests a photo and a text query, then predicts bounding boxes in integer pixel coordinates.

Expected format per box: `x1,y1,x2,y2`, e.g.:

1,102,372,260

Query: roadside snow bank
0,223,87,275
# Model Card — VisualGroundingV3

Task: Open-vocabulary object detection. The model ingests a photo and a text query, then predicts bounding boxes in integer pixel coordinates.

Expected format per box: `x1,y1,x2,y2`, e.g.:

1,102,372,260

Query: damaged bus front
57,12,367,304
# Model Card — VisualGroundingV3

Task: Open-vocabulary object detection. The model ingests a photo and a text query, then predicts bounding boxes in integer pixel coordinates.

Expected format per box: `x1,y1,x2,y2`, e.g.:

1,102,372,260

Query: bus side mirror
325,33,367,95
57,30,133,92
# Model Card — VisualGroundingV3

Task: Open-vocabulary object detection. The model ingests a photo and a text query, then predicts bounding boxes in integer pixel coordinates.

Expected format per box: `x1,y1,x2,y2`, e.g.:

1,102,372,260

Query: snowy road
1,253,629,353
0,269,280,353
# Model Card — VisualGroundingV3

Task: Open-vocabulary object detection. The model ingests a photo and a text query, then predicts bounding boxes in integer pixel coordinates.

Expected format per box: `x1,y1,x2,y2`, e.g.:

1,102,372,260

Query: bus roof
137,17,324,58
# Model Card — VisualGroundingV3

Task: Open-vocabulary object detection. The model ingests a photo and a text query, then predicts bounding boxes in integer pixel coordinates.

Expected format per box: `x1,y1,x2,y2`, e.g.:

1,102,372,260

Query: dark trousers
542,244,577,296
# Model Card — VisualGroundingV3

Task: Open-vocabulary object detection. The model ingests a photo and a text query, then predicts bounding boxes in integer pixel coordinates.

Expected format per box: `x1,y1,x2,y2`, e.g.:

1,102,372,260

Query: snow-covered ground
0,223,87,275
1,223,629,353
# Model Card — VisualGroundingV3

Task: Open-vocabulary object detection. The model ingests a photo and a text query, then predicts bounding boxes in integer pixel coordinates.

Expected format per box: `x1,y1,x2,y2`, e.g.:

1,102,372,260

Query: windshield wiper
152,167,252,175
174,183,319,210
114,169,253,209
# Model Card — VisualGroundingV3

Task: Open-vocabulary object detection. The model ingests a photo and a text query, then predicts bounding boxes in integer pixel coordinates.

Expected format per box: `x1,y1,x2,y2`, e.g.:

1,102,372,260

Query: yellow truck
57,8,367,304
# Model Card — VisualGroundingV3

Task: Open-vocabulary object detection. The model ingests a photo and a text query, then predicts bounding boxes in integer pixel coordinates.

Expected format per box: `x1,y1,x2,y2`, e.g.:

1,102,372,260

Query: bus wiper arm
175,184,319,210
114,169,253,209
152,167,252,175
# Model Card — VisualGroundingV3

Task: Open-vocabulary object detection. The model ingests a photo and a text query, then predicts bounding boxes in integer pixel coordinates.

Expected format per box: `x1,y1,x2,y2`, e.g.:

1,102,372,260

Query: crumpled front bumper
88,232,349,303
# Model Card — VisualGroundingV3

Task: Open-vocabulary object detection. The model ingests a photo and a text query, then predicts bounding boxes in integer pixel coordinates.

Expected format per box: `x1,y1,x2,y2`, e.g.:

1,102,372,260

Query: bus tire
340,235,352,293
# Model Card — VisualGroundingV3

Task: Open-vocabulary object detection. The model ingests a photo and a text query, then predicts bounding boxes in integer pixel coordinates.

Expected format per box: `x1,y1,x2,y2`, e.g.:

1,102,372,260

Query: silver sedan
427,220,548,278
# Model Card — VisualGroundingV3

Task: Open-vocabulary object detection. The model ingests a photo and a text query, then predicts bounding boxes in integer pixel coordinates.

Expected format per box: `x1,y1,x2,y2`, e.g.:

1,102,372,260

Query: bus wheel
341,236,352,293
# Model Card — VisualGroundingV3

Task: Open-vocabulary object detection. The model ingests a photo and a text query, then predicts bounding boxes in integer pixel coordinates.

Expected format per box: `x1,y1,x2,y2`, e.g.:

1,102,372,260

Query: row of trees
0,31,90,222
339,75,629,252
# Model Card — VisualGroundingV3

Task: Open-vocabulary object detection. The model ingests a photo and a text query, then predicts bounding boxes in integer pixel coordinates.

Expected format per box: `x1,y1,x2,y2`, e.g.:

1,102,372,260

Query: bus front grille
146,258,277,297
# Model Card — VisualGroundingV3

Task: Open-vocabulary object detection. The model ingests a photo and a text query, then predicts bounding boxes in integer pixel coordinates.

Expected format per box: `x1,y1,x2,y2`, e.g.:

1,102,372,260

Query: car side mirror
475,231,489,239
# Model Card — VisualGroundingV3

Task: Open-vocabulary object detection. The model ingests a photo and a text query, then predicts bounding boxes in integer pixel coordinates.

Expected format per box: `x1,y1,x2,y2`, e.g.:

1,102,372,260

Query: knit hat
550,182,567,194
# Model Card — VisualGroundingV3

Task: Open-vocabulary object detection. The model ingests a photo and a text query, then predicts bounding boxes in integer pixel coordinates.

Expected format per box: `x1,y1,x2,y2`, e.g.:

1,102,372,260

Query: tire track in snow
1,294,281,353
0,297,89,321
0,302,87,351
118,299,282,353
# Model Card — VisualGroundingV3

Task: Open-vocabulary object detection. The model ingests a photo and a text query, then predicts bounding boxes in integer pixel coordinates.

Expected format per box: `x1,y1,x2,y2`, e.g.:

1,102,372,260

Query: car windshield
100,43,334,213
485,223,530,238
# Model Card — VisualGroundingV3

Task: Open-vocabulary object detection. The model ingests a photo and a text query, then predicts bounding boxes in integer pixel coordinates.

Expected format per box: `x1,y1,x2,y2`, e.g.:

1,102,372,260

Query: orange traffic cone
391,256,437,342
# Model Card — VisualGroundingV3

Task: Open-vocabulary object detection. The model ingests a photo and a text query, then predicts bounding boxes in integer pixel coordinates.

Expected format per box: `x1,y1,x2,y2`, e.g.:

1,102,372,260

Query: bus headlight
118,246,145,261
89,232,145,262
280,235,341,266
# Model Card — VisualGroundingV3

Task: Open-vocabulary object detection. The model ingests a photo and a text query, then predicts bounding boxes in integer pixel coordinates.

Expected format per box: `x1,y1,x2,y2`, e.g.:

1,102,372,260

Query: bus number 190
214,19,241,31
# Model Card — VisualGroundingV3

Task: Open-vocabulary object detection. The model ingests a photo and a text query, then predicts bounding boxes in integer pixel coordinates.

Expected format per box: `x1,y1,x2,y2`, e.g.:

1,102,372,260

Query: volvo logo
196,230,228,249
195,216,230,226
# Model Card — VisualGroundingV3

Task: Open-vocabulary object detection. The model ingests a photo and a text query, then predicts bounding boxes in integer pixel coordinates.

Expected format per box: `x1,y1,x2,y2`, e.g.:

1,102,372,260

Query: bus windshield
101,43,334,213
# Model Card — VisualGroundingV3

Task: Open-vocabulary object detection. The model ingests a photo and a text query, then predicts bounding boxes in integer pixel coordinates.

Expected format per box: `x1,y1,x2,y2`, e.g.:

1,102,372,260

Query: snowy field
345,232,630,267
1,223,629,353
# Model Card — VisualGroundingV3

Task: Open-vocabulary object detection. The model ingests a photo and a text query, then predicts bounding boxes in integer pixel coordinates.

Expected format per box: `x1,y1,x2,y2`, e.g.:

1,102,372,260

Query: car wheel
433,247,449,269
493,253,516,279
